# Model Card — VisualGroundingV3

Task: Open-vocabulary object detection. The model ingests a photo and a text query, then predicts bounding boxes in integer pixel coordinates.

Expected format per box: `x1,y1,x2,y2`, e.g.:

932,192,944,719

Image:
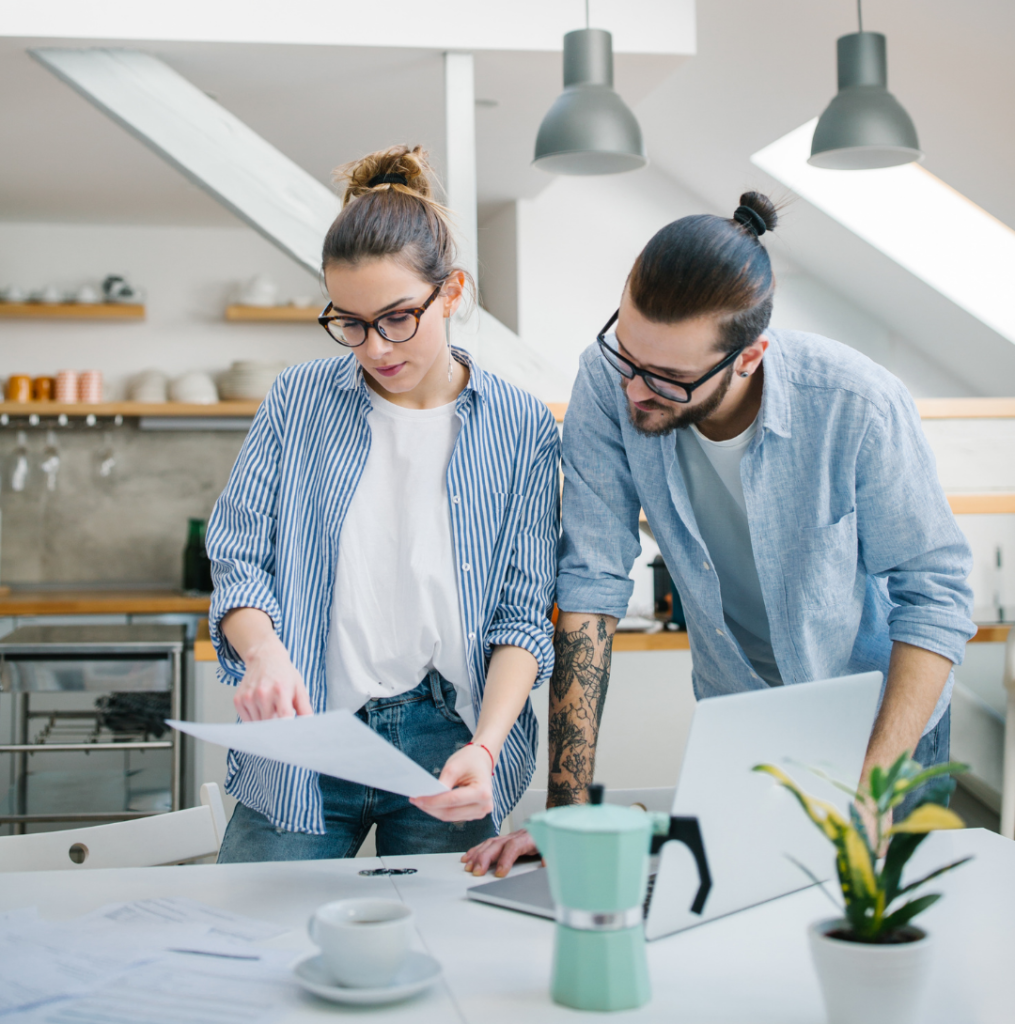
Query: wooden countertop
191,621,1009,663
0,589,211,617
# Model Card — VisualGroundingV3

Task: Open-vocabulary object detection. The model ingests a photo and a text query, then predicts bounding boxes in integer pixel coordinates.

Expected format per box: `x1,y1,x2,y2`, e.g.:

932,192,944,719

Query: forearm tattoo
546,616,614,806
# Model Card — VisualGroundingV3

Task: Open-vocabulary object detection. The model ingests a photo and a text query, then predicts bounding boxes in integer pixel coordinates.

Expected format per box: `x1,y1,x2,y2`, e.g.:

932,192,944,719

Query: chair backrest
505,786,677,832
0,783,227,871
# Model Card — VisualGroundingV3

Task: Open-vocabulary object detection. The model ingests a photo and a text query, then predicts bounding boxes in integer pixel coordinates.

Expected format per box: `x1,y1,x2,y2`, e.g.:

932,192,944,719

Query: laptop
467,671,883,941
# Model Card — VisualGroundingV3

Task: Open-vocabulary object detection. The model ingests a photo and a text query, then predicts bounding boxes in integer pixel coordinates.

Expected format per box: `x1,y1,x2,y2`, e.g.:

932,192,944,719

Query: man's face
614,296,738,437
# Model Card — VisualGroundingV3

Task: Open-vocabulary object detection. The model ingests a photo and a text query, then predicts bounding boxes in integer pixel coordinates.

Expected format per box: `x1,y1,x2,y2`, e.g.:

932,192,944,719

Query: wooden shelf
0,400,261,418
0,302,145,320
225,304,318,322
614,630,690,652
915,398,1015,419
947,494,1015,514
0,590,210,617
549,398,1015,424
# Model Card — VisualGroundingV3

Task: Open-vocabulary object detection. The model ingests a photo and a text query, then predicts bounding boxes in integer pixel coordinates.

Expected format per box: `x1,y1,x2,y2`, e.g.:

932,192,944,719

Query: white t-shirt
325,389,472,718
690,416,758,514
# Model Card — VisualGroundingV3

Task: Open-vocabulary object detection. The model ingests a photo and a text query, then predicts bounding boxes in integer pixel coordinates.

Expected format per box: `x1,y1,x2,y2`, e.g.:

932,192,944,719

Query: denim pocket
791,509,859,608
430,672,465,725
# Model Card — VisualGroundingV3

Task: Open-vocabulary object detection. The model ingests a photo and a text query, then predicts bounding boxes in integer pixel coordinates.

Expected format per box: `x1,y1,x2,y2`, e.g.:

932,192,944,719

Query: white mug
308,898,413,988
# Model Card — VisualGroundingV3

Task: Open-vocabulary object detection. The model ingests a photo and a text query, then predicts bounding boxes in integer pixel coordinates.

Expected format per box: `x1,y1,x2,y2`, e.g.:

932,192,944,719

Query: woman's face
323,257,462,396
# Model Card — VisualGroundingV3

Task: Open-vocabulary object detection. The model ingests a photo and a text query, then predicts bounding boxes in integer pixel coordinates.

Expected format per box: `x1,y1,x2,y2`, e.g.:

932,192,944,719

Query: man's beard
624,365,735,437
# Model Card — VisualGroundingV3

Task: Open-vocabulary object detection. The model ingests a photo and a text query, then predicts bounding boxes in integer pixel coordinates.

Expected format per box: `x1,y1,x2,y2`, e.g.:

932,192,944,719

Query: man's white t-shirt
324,389,472,718
689,417,758,514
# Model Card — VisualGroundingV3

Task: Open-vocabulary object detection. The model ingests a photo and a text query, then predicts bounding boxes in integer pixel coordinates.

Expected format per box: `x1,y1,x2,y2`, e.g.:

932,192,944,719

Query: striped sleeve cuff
484,623,555,688
208,580,283,682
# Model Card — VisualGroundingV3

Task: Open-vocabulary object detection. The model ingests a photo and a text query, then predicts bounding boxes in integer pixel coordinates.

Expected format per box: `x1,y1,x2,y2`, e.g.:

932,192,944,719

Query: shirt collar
332,346,487,401
756,331,791,439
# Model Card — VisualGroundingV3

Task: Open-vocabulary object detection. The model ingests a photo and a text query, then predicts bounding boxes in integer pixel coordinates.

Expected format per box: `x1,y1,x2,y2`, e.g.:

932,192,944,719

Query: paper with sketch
167,710,449,798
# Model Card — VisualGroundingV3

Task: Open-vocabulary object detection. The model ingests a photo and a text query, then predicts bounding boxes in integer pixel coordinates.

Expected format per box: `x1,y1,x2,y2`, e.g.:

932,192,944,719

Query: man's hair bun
733,192,779,237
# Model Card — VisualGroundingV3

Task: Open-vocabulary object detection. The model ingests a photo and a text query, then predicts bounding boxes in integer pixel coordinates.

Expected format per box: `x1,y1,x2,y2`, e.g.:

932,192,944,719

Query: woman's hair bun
735,191,778,235
334,145,436,208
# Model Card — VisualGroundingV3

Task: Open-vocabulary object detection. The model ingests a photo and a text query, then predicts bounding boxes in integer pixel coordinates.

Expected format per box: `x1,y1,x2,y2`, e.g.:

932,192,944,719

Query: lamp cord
857,0,863,32
585,0,590,29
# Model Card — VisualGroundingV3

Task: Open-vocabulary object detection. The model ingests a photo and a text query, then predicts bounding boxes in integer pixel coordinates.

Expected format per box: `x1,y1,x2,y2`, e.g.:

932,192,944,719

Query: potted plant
754,754,971,1024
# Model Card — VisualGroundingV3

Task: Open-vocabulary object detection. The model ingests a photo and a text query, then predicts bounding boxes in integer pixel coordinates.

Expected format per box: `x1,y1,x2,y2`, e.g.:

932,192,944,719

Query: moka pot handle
650,815,712,915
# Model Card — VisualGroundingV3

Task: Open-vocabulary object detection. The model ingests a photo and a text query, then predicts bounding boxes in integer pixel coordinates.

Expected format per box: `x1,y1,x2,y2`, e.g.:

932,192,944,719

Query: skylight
751,119,1015,346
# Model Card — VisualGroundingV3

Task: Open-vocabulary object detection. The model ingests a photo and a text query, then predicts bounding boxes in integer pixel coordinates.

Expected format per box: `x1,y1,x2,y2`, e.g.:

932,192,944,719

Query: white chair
0,783,227,872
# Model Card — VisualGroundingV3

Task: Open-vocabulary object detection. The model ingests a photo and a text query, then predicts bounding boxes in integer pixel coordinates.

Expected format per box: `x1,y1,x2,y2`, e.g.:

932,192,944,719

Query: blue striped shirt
206,349,560,834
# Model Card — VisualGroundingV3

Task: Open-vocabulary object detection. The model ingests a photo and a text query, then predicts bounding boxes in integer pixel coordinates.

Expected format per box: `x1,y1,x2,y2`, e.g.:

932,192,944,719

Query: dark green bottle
182,518,213,594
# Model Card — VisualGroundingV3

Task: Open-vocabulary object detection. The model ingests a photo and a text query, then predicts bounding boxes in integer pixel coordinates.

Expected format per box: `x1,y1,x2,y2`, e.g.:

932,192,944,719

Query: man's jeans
217,671,496,862
893,706,951,823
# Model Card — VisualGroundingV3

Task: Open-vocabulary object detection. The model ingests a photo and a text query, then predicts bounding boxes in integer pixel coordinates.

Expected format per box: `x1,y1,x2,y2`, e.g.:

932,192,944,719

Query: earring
740,371,750,377
445,316,453,383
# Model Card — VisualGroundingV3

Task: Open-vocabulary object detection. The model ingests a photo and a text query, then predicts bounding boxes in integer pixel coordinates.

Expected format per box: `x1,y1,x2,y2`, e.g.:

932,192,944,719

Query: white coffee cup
308,898,413,988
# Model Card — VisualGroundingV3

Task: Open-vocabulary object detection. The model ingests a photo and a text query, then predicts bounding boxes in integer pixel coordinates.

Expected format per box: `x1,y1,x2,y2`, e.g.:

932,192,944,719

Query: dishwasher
0,624,184,834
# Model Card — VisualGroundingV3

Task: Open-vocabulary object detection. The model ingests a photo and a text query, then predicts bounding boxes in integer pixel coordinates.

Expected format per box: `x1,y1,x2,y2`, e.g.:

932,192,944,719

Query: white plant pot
808,918,933,1024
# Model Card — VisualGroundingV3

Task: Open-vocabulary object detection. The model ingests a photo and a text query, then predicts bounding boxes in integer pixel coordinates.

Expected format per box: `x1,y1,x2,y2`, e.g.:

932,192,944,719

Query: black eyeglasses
596,311,744,404
318,282,444,348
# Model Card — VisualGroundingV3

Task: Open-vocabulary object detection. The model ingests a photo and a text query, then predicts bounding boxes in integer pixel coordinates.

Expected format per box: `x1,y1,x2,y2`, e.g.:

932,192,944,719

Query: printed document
168,710,449,798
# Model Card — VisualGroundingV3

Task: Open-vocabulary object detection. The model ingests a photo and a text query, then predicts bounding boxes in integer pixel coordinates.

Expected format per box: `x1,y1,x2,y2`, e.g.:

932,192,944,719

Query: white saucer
293,951,442,1005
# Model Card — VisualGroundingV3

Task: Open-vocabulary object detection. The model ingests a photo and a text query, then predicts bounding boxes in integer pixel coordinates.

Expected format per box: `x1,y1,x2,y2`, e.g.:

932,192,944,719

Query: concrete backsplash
0,425,245,585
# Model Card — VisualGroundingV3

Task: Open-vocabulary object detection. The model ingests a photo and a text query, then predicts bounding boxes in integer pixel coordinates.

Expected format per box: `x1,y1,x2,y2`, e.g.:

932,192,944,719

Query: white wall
0,221,336,399
484,164,967,400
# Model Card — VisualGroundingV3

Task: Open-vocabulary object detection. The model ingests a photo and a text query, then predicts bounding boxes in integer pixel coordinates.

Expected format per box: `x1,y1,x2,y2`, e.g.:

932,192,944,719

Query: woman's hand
410,744,495,822
234,634,312,721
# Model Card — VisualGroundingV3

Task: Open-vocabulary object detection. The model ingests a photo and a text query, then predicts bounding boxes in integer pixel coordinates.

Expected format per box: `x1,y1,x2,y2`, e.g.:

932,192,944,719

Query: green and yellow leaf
889,803,965,835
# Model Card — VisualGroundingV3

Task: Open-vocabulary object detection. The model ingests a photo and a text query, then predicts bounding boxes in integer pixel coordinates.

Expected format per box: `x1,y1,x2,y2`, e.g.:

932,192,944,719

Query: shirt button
463,563,471,572
703,561,710,570
716,628,724,636
468,632,476,641
452,495,460,505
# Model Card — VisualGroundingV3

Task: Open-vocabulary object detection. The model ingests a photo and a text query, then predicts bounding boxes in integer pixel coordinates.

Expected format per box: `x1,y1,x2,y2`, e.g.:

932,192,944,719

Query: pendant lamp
809,2,922,169
532,22,647,176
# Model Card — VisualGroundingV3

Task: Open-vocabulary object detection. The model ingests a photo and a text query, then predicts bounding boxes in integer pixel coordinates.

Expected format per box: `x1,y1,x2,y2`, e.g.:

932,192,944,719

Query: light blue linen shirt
556,330,976,733
207,350,560,833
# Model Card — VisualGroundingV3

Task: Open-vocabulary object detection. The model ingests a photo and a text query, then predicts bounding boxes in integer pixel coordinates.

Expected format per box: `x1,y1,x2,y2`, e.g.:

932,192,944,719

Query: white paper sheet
80,898,288,944
28,953,296,1024
167,710,449,798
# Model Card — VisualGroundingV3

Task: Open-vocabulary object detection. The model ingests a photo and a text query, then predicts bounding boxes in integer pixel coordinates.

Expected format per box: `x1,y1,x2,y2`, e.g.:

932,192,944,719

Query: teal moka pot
527,784,711,1012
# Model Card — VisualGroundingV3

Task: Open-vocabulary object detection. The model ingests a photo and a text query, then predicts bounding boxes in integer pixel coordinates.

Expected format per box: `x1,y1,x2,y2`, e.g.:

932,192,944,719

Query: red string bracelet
467,741,496,774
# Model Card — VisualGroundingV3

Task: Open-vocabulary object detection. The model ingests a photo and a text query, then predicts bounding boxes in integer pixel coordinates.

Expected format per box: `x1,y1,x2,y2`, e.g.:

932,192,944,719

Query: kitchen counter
0,589,210,617
190,621,1009,662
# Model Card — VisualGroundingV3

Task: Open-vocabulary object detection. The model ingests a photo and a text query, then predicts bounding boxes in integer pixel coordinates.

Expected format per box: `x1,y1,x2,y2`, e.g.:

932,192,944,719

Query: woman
207,145,560,861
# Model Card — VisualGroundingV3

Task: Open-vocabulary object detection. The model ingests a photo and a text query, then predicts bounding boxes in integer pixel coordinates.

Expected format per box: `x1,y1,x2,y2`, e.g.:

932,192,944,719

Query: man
464,193,974,877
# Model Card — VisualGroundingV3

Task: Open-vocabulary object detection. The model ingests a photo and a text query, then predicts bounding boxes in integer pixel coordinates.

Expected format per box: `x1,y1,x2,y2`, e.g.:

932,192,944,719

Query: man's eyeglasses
319,282,444,348
596,310,743,404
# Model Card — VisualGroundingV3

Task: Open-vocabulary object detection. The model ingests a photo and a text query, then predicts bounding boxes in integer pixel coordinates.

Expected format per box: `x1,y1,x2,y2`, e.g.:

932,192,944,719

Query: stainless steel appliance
0,625,184,833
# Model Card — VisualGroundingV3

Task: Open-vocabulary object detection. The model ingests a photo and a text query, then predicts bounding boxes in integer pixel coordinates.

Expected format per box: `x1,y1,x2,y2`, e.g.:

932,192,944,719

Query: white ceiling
633,0,1015,394
0,36,683,224
1,2,1011,391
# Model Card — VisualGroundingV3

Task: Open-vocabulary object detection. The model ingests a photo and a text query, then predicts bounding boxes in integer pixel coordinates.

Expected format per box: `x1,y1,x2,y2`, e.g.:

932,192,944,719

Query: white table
1,830,1011,1023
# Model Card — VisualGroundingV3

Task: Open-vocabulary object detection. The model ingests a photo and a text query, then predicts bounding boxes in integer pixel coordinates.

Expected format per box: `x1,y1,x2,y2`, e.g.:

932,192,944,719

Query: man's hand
462,829,540,877
411,744,495,822
234,633,312,721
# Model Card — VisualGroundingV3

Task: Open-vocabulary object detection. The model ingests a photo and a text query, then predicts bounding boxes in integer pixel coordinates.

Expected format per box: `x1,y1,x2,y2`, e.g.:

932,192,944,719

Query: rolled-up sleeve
484,407,561,687
205,379,287,682
856,386,976,665
556,349,643,620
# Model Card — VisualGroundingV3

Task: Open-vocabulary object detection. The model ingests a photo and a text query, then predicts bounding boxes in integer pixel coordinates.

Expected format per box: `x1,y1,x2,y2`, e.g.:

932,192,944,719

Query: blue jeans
217,671,497,862
892,705,951,823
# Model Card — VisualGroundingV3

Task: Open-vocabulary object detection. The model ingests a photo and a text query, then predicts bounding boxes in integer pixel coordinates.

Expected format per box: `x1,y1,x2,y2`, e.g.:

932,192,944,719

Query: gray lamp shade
533,28,647,176
809,32,922,170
